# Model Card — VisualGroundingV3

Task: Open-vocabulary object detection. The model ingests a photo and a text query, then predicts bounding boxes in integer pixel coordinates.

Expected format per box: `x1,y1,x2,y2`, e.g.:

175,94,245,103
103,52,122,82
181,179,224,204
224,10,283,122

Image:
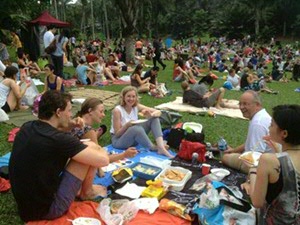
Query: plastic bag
118,201,139,222
97,198,139,225
21,78,39,106
0,108,9,122
97,199,123,225
199,183,220,209
159,198,193,221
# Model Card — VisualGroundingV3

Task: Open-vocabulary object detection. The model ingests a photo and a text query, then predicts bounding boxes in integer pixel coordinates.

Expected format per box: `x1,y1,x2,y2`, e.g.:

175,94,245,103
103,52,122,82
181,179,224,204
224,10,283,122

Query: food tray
131,162,162,180
156,166,192,191
140,156,171,169
239,151,262,167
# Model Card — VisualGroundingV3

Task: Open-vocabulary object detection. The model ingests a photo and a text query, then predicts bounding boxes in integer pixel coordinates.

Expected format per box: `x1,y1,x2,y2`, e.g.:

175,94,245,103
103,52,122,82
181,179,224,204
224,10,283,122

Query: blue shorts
42,170,82,220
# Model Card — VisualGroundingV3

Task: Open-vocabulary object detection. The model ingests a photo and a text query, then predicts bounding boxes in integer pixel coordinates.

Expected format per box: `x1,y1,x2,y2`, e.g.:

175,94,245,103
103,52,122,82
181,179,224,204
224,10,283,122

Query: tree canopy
1,0,300,42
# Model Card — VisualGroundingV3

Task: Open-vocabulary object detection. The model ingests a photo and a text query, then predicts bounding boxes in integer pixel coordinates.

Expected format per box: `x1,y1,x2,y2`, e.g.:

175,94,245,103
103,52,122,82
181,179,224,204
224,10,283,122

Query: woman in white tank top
110,86,173,158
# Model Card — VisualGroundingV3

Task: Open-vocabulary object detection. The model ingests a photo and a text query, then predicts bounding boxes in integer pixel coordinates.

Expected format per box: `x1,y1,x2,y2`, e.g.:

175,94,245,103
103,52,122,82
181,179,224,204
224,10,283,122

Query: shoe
162,65,167,70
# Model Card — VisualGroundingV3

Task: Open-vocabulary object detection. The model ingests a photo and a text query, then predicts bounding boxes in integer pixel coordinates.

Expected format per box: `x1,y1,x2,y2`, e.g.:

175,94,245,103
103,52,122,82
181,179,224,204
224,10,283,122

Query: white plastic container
156,166,192,191
140,156,171,169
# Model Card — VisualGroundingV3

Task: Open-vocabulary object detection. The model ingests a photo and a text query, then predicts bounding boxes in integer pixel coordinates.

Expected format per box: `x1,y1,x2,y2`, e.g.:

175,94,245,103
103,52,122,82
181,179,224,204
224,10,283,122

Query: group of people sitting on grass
6,87,300,225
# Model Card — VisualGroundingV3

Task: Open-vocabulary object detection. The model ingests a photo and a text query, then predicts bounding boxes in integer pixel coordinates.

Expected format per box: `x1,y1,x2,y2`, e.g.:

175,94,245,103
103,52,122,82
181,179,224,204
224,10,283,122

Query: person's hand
150,110,161,117
123,147,138,158
70,117,85,129
141,109,152,118
126,121,134,127
223,146,235,154
241,181,251,195
263,135,281,152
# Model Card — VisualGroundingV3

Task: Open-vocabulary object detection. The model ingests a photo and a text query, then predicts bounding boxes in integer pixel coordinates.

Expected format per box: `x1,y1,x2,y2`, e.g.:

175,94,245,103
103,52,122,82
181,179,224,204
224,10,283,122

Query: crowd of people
1,26,300,225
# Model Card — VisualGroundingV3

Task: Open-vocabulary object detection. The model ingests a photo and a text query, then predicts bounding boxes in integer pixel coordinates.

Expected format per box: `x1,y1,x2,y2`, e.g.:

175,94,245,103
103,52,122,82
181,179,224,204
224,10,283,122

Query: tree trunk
91,0,95,40
124,35,135,64
283,21,286,37
103,1,110,41
255,9,260,36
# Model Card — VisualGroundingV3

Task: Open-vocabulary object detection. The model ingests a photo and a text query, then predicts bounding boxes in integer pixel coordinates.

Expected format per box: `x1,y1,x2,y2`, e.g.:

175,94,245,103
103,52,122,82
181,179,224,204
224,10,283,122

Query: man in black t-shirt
142,66,159,86
9,91,109,222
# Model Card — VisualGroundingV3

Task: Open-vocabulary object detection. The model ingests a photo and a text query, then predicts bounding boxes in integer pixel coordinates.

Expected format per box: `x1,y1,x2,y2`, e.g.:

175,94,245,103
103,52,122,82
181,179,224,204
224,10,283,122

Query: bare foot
17,105,29,111
79,185,107,200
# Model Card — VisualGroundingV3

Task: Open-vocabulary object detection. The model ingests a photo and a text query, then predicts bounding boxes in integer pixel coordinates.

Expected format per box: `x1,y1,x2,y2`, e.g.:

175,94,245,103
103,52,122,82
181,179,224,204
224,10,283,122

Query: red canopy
29,11,70,27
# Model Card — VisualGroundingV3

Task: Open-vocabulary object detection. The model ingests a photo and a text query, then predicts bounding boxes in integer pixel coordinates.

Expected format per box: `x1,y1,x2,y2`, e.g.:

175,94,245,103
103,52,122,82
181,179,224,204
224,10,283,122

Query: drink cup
202,163,211,175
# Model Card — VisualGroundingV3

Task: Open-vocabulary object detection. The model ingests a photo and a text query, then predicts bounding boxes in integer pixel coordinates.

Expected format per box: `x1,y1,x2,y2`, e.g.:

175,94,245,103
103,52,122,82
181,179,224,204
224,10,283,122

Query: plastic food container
156,166,192,191
140,156,171,169
131,162,162,180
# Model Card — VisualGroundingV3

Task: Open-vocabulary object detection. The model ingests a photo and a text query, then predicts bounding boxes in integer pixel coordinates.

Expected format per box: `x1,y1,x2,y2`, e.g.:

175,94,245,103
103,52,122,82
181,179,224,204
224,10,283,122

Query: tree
114,0,140,63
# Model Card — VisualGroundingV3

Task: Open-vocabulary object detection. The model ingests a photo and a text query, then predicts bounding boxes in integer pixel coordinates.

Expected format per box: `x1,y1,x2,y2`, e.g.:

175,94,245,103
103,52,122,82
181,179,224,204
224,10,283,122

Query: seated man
221,90,272,173
142,66,159,87
9,90,109,222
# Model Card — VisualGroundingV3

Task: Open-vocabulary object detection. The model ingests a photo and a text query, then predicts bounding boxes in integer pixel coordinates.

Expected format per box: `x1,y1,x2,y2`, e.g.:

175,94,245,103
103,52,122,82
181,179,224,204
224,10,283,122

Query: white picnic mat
155,97,246,120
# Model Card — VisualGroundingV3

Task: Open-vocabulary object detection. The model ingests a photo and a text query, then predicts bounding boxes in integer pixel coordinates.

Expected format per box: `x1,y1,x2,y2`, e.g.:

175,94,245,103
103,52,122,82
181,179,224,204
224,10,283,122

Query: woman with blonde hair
110,86,173,158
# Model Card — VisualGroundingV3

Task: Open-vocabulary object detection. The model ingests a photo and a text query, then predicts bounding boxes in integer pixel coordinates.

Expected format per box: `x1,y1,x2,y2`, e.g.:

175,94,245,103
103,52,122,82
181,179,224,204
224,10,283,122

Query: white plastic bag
97,199,123,225
0,108,9,122
21,78,39,106
118,201,139,222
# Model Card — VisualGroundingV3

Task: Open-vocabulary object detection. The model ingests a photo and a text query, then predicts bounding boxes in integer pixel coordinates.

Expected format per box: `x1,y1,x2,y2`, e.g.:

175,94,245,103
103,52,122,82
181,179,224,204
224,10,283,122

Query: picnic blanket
69,88,120,110
155,97,246,120
94,144,175,187
26,201,190,225
3,104,81,127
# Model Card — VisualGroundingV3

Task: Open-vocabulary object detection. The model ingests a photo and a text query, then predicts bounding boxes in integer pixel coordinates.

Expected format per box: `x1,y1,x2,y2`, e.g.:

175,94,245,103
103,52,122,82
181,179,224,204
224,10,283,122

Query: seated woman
89,56,116,82
43,64,64,93
106,53,120,79
71,97,138,180
75,56,96,85
241,104,300,224
0,66,30,113
173,57,196,83
240,67,277,94
110,86,173,158
181,80,238,109
131,64,152,93
17,51,41,78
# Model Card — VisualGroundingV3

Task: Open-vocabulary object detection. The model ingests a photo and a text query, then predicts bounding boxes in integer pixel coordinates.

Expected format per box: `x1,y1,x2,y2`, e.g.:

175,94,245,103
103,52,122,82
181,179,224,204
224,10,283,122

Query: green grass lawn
0,59,300,224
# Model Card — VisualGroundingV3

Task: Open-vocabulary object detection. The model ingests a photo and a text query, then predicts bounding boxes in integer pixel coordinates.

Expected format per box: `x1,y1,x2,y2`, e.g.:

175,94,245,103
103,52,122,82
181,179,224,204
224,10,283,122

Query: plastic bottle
191,152,199,165
218,137,227,158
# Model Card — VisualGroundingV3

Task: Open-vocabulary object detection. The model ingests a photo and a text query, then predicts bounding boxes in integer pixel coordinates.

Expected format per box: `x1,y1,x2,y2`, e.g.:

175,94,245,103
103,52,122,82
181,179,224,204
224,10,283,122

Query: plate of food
210,168,230,178
131,119,148,125
239,151,262,167
72,217,101,225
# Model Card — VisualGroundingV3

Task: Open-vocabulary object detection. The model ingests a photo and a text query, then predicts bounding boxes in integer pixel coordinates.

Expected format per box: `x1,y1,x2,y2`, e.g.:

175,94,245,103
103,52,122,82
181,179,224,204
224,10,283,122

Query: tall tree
114,0,140,63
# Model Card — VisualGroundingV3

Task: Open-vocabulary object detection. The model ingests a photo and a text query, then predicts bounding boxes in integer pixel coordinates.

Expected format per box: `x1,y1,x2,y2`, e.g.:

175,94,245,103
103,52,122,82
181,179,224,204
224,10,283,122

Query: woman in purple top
43,64,64,93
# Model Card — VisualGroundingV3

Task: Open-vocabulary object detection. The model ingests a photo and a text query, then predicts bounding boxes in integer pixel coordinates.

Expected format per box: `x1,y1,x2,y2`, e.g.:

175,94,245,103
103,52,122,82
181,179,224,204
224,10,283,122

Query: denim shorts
42,170,82,220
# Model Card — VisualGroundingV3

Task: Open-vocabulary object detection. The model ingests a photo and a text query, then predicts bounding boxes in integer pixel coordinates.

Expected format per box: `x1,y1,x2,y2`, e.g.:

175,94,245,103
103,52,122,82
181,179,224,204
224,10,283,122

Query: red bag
177,140,206,162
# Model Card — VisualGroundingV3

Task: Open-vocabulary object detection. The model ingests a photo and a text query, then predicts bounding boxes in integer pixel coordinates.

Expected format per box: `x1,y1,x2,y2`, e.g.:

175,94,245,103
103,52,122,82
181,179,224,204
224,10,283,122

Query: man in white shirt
226,68,240,90
43,25,57,48
222,90,272,173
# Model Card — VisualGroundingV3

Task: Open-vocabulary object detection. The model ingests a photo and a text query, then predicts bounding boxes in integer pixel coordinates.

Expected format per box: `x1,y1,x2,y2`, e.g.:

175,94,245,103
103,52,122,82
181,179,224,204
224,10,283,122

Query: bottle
191,152,199,165
218,137,227,157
